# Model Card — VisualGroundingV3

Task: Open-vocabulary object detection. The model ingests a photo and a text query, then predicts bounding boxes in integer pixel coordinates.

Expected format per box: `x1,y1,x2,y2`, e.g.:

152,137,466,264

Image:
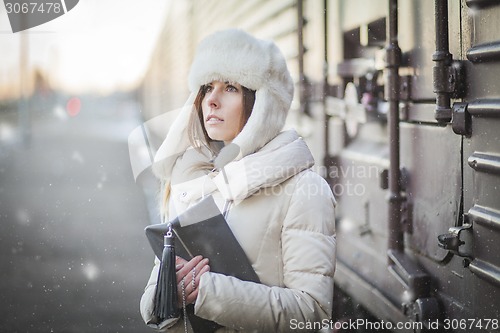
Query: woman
141,29,336,332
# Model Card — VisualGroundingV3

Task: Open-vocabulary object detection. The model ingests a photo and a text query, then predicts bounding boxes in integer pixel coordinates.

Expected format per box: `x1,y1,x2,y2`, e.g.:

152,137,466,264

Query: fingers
175,256,188,267
185,262,210,295
181,258,210,294
175,255,189,264
175,256,211,307
184,264,210,304
176,255,205,284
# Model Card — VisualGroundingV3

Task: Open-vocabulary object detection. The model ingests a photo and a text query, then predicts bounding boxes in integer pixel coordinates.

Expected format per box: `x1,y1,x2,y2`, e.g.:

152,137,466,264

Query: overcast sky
0,0,171,95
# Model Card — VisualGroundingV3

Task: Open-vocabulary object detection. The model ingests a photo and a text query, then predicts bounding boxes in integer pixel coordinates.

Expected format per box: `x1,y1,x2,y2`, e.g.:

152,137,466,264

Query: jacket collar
189,130,315,204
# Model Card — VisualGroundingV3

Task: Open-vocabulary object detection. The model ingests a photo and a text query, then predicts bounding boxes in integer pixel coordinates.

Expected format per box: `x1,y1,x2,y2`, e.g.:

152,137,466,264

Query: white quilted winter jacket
140,130,336,332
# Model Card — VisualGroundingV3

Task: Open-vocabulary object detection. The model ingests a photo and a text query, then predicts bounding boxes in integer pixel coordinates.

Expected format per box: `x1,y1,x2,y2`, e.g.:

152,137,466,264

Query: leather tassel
153,224,179,321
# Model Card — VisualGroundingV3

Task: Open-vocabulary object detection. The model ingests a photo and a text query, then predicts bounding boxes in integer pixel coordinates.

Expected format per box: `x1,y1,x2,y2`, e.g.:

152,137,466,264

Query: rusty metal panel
334,123,404,309
400,123,462,261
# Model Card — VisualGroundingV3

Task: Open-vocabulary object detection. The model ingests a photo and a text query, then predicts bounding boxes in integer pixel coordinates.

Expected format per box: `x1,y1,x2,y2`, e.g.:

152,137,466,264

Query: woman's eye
205,85,213,93
226,85,238,92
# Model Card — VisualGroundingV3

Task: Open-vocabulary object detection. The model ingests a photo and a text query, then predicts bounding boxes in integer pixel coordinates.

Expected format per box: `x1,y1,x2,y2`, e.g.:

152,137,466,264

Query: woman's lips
206,114,223,124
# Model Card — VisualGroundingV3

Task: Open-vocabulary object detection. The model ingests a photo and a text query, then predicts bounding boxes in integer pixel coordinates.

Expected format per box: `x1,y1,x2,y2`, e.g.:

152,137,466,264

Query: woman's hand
175,256,210,307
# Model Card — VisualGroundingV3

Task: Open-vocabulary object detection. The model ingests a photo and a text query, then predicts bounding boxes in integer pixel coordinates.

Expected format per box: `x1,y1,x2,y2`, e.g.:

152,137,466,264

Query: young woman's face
202,81,244,144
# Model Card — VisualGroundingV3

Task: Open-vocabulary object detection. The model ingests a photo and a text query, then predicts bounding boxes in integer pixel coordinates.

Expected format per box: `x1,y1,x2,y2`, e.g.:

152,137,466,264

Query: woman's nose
206,88,220,108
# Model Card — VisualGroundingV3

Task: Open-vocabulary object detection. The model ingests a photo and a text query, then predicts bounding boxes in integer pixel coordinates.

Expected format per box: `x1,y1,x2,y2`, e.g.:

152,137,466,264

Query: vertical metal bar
297,0,307,114
323,0,330,176
385,0,404,255
433,0,453,122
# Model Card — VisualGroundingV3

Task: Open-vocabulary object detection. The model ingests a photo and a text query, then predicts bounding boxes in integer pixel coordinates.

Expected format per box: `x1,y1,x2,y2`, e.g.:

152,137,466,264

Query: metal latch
452,102,471,137
437,223,473,258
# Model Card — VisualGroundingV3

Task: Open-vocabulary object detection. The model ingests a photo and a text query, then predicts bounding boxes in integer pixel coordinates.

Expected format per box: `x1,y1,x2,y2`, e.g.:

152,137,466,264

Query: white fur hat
188,29,294,168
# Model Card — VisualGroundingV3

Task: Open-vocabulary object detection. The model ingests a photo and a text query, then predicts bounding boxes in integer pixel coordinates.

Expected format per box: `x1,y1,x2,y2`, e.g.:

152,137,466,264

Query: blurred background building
0,1,169,332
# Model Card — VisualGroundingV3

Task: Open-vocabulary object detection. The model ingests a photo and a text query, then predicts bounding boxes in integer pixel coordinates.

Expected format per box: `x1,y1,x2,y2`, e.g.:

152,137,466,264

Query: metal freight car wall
459,0,500,322
326,0,500,329
139,0,329,164
324,0,407,323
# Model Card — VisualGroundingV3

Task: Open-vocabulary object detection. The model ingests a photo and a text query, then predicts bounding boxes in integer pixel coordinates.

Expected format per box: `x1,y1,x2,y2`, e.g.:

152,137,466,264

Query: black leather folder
145,195,260,283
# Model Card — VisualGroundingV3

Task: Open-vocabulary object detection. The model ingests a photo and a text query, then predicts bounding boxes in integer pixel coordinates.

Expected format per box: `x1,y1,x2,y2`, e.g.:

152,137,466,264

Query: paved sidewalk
0,94,156,332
